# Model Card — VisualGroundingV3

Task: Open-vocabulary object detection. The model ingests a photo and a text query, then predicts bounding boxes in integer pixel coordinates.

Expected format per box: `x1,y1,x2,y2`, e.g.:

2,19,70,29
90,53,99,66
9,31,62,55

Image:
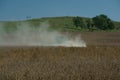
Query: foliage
92,14,115,30
86,19,93,31
73,16,86,29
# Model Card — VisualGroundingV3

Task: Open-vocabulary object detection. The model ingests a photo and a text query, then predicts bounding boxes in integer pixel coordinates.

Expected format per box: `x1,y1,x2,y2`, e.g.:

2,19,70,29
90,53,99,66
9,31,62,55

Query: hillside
0,16,120,32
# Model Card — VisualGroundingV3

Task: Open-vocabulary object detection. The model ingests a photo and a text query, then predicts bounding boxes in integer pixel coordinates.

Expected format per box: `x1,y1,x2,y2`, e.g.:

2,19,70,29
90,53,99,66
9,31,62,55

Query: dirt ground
81,32,120,46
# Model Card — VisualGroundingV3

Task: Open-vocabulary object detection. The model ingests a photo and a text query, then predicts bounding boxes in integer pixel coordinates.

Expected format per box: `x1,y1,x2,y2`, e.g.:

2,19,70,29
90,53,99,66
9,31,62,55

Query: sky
0,0,120,21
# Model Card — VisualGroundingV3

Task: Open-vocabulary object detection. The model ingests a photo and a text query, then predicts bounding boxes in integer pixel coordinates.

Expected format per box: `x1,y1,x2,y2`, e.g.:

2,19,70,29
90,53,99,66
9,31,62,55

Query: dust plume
0,22,86,47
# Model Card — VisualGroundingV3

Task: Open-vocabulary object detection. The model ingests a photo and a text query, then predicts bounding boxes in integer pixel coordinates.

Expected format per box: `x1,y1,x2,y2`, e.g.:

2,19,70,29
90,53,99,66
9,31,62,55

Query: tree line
73,14,115,31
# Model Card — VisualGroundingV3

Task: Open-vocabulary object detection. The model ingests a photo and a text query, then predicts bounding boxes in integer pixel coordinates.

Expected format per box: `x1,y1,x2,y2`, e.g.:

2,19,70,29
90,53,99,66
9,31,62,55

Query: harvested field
0,32,120,80
81,32,120,46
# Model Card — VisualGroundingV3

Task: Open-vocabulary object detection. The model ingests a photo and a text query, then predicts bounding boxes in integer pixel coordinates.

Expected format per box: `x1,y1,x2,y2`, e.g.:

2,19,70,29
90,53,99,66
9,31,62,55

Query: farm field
0,32,120,80
81,32,120,46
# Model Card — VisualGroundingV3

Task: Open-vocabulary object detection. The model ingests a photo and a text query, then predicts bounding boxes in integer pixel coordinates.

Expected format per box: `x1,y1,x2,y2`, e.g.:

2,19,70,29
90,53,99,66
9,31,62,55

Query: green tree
73,16,85,29
92,14,115,30
86,19,93,31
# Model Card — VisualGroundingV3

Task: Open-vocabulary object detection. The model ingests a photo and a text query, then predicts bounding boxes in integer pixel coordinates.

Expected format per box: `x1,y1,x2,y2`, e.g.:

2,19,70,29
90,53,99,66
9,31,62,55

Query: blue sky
0,0,120,21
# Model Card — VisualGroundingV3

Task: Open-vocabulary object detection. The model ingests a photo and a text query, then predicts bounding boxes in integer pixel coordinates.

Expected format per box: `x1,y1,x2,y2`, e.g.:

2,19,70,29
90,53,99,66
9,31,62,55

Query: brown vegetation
0,46,120,80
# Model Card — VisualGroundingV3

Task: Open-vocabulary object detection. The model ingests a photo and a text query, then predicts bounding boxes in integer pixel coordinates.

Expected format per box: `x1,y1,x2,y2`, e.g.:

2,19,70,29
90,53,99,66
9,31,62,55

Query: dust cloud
0,22,86,47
